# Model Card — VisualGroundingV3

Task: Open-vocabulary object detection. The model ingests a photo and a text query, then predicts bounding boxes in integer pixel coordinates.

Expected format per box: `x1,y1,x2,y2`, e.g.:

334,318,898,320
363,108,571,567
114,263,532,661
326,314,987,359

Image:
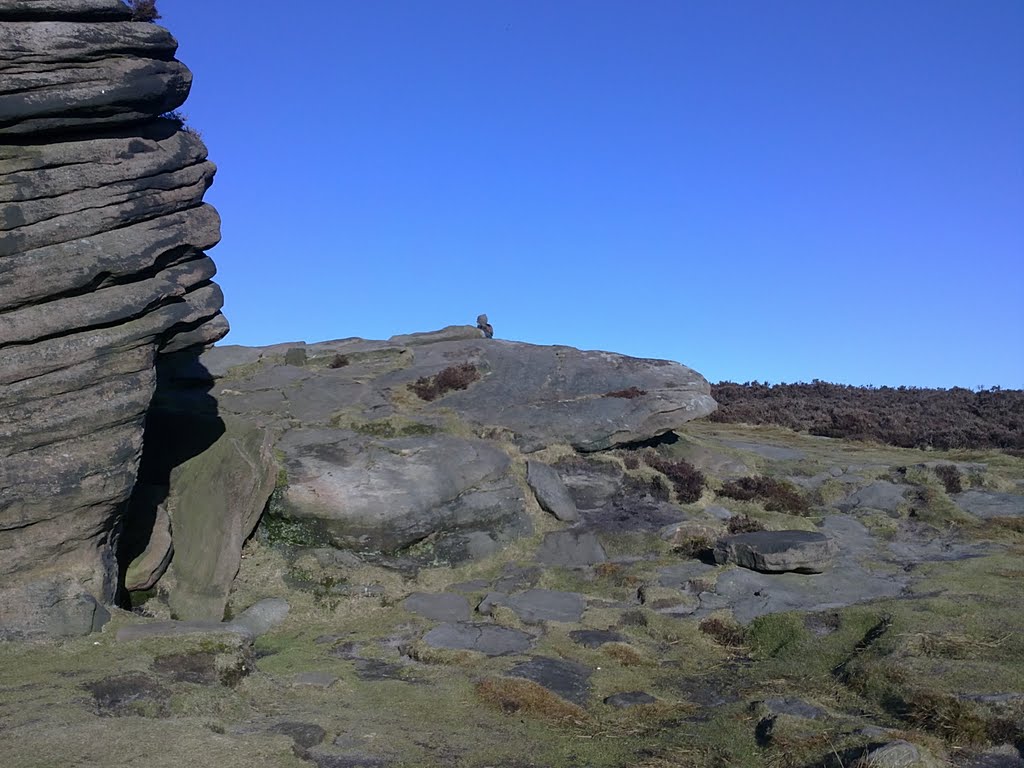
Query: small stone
402,592,471,622
604,691,656,708
754,697,827,720
292,672,339,689
229,598,290,637
859,740,923,768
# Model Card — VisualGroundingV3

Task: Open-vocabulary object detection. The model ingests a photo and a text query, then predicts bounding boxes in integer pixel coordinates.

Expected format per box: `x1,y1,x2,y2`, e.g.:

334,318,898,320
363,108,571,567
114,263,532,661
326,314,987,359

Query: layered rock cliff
0,0,228,638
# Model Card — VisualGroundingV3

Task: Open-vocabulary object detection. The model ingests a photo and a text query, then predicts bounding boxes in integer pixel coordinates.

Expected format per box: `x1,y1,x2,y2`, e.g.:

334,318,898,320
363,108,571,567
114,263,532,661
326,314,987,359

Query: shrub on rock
410,363,480,401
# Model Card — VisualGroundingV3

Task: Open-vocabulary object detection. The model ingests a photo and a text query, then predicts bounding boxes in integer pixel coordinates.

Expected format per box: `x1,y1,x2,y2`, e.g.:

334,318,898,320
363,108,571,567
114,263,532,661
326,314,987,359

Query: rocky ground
2,413,1022,767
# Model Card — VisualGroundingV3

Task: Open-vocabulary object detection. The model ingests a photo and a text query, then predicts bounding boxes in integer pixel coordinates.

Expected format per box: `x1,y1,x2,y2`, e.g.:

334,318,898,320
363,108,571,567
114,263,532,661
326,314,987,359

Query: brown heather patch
643,452,705,503
602,643,651,667
604,387,647,399
719,476,810,515
698,617,746,648
710,381,1024,451
475,677,586,724
726,514,766,534
409,363,480,401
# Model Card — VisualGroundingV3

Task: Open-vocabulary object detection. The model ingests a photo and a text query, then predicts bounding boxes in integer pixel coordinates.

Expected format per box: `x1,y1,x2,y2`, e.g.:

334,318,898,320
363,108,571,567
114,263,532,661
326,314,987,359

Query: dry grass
698,617,747,648
602,643,652,667
475,677,587,724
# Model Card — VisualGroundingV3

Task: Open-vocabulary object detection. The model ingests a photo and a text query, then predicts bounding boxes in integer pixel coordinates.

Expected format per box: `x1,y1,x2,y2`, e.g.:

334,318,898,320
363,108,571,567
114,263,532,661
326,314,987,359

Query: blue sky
160,1,1023,388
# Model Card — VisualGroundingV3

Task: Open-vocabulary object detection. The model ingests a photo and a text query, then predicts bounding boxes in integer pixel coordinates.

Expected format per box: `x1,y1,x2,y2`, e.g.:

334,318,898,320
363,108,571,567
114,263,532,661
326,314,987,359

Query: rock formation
0,0,232,638
151,331,717,569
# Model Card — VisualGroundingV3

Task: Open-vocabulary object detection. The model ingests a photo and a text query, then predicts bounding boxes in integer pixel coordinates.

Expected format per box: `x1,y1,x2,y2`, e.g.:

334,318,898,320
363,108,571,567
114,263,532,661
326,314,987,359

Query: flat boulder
536,530,607,567
477,590,586,624
403,592,471,622
508,657,592,706
714,530,838,574
421,622,534,656
954,490,1024,519
569,629,626,648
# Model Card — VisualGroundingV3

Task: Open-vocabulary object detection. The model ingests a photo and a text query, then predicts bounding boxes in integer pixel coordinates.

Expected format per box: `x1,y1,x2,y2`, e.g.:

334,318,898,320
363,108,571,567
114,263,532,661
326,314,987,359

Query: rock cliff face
0,0,228,638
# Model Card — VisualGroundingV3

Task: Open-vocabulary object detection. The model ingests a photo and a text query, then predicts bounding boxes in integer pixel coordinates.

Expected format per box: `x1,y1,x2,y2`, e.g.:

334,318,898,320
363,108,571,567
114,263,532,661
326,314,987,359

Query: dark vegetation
328,354,349,369
127,0,160,22
711,381,1024,451
603,387,646,399
933,464,963,494
698,617,746,648
719,476,810,514
410,364,480,402
643,452,705,503
726,514,766,534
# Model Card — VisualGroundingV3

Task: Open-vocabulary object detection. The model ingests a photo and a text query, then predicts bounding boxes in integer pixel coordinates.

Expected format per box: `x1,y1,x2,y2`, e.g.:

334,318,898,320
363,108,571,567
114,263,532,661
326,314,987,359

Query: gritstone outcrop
0,0,228,638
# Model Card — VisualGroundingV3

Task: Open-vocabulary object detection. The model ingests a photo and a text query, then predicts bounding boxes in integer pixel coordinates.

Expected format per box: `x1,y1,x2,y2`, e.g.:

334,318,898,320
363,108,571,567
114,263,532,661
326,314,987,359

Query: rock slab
714,530,838,574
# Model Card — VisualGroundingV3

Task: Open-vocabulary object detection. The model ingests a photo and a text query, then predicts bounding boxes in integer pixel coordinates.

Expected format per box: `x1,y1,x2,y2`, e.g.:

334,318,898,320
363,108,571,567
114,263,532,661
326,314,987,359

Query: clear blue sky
160,1,1023,388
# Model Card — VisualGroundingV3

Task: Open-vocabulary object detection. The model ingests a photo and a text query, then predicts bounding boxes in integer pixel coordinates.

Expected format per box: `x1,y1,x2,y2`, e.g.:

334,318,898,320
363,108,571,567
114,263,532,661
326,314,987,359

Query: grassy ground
2,422,1021,767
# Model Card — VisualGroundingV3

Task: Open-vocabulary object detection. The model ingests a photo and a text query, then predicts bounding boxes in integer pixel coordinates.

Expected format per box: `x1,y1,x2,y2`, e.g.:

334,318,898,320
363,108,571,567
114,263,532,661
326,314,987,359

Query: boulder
836,481,907,513
526,460,579,522
122,489,174,592
272,431,529,556
713,530,838,574
161,416,278,621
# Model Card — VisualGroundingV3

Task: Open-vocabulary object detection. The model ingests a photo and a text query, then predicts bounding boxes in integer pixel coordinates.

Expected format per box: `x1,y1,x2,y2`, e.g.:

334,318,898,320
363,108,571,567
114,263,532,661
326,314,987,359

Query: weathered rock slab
954,490,1024,519
402,592,471,622
508,656,592,706
536,530,607,567
477,590,586,624
421,622,534,656
714,530,838,574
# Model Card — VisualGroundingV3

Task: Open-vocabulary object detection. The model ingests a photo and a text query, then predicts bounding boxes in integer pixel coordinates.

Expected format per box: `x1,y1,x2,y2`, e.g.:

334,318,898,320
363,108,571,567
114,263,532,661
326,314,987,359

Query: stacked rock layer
0,0,227,637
